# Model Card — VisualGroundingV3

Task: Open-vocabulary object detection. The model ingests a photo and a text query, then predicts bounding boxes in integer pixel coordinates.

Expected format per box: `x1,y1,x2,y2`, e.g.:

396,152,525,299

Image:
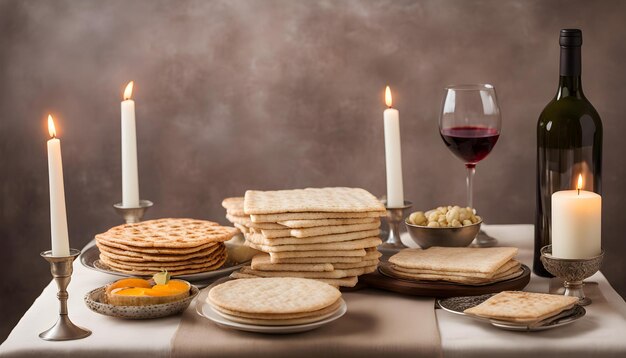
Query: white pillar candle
47,115,70,257
551,175,601,259
383,86,404,208
121,81,140,208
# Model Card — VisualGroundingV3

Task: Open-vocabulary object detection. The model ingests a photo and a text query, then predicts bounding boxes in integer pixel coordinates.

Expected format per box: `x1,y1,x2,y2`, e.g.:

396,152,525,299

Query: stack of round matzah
223,188,385,287
95,218,238,276
388,247,524,285
208,277,343,325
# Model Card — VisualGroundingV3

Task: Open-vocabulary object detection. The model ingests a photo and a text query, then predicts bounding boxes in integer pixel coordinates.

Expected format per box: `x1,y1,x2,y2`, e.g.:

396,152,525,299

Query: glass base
470,230,498,248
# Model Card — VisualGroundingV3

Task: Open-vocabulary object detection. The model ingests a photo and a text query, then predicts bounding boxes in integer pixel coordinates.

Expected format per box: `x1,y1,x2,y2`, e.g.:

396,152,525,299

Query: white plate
195,288,347,334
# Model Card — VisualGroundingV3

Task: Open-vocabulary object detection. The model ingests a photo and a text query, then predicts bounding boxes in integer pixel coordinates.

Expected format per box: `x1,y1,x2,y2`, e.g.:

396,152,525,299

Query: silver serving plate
79,241,250,283
437,293,586,331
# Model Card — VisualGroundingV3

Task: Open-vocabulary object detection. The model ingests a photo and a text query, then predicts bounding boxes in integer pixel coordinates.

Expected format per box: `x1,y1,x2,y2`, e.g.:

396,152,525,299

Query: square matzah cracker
389,247,517,274
244,187,385,214
464,291,579,323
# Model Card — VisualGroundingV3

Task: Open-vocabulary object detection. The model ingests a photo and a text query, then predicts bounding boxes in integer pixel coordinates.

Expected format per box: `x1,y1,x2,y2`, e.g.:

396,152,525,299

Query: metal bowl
404,220,481,249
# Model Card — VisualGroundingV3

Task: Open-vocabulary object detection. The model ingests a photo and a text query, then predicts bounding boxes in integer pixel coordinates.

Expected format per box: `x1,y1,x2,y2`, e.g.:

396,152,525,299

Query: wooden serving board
359,262,531,297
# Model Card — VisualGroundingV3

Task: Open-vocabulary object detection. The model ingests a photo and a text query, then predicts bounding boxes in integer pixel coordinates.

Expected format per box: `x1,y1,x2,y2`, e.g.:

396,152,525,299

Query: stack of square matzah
95,218,238,276
223,187,385,287
388,247,523,285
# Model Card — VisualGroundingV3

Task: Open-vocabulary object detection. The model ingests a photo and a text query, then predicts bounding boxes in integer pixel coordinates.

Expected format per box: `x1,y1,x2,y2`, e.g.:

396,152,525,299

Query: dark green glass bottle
534,29,603,277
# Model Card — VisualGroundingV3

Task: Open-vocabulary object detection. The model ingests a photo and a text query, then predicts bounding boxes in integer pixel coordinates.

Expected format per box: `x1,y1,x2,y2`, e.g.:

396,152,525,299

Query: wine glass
439,84,501,246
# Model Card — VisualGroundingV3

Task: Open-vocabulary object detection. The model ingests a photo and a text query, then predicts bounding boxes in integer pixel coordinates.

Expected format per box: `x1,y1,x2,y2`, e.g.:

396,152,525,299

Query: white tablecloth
1,225,625,357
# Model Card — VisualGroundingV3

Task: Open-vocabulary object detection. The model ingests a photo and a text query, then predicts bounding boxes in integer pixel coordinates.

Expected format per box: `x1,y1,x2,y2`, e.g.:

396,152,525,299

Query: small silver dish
405,220,482,249
84,285,199,319
437,293,586,332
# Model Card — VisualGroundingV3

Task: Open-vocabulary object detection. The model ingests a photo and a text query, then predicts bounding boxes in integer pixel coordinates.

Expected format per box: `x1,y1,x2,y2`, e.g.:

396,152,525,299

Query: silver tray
437,293,586,331
80,241,250,283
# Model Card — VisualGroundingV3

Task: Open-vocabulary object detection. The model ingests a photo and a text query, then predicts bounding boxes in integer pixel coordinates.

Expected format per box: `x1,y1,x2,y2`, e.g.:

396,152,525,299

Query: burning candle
383,86,404,208
47,115,70,256
551,174,602,259
121,81,140,207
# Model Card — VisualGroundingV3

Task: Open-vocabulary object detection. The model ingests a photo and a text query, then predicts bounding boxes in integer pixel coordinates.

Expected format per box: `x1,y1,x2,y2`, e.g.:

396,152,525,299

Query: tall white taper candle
383,86,404,208
121,81,140,207
47,115,70,256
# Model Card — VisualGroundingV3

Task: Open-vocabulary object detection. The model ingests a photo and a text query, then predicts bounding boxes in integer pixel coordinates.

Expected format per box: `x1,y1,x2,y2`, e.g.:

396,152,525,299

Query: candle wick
577,188,580,195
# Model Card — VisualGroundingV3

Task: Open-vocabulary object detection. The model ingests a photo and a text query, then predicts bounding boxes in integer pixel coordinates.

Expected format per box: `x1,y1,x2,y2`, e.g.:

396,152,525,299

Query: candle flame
123,81,134,100
47,115,56,138
577,174,583,194
385,86,393,108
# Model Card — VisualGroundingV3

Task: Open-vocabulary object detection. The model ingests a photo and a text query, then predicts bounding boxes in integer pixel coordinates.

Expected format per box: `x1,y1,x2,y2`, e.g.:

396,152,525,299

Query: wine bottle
534,29,603,276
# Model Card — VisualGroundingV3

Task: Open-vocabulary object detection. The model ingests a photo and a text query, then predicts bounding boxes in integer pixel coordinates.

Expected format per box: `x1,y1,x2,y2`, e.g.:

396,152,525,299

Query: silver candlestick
113,200,153,224
39,249,91,341
379,201,413,253
540,245,604,306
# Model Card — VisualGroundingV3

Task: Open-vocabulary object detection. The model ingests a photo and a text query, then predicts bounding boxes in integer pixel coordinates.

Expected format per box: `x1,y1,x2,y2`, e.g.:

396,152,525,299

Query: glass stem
466,164,476,209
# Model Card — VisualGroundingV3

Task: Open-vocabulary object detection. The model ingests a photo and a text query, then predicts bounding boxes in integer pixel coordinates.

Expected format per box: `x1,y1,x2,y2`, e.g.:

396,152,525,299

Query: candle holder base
540,245,604,306
40,249,91,341
378,201,412,254
39,315,92,341
113,200,153,224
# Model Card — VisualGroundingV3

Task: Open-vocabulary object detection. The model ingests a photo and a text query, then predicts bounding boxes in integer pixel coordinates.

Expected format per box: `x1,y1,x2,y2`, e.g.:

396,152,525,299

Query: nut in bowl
405,206,482,249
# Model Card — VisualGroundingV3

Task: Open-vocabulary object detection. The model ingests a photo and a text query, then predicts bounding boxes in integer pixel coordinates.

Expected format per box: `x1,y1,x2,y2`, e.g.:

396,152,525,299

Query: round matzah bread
99,246,225,267
211,304,342,326
99,253,227,275
211,298,342,320
100,251,225,271
96,218,237,248
96,242,222,262
221,197,246,216
208,277,340,314
95,239,218,255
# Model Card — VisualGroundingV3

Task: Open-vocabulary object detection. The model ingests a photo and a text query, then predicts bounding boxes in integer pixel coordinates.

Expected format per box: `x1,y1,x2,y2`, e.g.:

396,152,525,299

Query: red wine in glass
440,126,500,166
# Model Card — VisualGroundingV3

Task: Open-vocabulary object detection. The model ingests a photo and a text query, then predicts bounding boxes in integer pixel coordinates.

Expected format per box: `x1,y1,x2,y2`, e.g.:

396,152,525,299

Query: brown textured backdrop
1,0,625,341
